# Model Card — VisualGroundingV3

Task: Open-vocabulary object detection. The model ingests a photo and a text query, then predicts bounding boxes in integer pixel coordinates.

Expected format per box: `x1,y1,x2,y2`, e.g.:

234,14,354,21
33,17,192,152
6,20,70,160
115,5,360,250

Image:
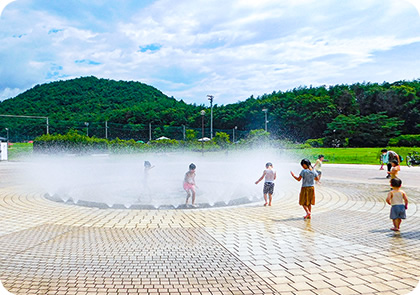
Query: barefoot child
290,159,319,219
388,160,400,180
142,161,155,197
255,162,276,206
313,155,324,184
386,178,408,231
184,163,197,207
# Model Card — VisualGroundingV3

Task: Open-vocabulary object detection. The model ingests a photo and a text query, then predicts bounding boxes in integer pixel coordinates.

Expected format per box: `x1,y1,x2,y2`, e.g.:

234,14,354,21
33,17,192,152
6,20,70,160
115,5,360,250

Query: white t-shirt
264,169,276,183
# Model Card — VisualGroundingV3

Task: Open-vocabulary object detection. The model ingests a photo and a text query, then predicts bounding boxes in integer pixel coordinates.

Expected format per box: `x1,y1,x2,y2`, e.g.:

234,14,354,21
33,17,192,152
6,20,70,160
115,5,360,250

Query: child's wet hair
381,149,388,153
318,154,324,159
189,163,196,170
265,162,273,168
300,158,312,167
391,160,399,165
390,177,402,188
144,161,151,168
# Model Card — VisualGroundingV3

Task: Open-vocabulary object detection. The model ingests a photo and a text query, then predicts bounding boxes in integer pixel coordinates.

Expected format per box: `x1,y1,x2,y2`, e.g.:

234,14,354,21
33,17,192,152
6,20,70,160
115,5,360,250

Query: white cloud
0,0,419,105
0,87,22,101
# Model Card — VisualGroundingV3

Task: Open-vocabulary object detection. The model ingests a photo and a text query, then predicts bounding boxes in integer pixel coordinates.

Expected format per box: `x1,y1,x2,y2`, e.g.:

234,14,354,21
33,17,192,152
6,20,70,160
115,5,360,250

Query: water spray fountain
22,150,289,209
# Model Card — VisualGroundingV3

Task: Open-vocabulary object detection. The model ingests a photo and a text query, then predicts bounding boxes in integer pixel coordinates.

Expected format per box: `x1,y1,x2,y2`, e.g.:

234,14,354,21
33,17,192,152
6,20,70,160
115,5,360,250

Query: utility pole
207,95,214,139
5,128,9,145
84,122,89,137
201,110,205,155
262,109,268,132
149,123,152,142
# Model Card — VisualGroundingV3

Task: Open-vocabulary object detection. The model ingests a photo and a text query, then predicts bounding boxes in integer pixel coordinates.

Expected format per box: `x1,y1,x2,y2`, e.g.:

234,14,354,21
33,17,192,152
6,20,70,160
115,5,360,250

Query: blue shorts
263,182,274,195
390,205,406,220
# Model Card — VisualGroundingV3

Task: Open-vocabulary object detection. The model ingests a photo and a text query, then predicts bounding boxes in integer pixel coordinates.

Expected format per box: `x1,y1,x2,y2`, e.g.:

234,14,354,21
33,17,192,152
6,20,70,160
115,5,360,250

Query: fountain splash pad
25,150,285,209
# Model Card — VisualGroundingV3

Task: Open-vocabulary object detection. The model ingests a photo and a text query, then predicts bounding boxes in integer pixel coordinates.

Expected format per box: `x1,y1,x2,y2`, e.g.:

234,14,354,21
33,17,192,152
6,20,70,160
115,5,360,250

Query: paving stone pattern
0,163,419,294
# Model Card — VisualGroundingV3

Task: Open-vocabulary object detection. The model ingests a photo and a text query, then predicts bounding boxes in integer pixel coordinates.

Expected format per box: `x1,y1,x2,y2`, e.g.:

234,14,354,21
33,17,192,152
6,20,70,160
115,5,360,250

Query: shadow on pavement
370,229,420,240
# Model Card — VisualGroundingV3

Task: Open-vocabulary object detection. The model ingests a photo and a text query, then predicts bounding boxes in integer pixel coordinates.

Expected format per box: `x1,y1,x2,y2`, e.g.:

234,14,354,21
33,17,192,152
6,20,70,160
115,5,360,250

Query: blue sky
0,0,419,105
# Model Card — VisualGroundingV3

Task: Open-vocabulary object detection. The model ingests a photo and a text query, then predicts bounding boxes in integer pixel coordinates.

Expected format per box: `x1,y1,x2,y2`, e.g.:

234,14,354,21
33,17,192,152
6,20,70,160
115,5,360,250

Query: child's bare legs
191,189,196,205
302,205,312,218
268,193,272,206
317,174,322,184
263,194,268,206
396,219,402,229
392,219,402,230
185,191,191,204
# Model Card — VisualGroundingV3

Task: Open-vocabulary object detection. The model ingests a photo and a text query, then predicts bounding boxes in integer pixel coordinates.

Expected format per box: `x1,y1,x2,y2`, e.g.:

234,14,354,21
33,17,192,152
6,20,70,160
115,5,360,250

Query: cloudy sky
0,0,420,105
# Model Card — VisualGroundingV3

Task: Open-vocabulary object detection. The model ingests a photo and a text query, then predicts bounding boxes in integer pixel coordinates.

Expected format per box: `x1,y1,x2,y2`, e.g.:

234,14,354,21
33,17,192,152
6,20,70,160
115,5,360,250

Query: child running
386,178,408,231
184,163,197,207
255,162,277,206
313,155,324,184
290,159,319,219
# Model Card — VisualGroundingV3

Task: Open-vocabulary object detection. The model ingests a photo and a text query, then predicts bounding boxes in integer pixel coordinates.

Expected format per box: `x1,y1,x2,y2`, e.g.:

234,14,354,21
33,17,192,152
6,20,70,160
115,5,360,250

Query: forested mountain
0,76,419,146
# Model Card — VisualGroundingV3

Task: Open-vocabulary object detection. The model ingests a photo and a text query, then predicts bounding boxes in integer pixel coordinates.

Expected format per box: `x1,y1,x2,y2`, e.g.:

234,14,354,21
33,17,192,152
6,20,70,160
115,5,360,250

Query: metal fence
0,117,249,143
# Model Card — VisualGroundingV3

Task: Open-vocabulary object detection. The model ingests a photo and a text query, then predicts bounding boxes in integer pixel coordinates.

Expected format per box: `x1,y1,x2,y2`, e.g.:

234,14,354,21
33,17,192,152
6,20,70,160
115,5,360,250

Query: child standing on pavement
388,160,400,180
386,178,408,231
255,162,276,206
290,159,319,219
313,155,324,184
184,163,197,207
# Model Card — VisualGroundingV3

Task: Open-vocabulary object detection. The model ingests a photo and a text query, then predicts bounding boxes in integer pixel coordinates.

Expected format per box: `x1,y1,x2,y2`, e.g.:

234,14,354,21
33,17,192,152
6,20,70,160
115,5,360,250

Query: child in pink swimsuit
184,163,197,207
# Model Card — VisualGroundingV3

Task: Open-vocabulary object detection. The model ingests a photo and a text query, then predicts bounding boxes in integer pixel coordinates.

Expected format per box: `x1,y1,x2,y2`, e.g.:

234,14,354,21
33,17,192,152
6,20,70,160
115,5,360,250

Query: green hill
0,76,419,146
0,76,202,140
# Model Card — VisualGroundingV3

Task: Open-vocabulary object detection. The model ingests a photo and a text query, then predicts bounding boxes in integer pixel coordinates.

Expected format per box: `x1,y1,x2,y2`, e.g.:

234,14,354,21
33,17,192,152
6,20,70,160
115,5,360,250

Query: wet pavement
0,162,419,294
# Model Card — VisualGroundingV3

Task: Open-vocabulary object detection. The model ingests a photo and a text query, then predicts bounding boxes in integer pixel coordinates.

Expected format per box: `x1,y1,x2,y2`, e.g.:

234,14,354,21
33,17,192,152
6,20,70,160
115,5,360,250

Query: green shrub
34,130,108,153
305,138,325,147
213,132,230,148
388,134,420,147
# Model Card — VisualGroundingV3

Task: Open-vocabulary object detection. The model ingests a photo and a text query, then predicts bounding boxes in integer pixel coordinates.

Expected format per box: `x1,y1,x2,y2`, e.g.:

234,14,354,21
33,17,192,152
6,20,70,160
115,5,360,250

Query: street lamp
207,95,214,139
262,109,268,132
5,128,9,145
84,122,89,137
201,110,206,155
233,126,237,143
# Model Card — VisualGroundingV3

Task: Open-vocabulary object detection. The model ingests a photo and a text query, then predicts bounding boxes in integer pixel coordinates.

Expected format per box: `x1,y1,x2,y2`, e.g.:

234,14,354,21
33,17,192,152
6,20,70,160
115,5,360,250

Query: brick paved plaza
0,161,419,294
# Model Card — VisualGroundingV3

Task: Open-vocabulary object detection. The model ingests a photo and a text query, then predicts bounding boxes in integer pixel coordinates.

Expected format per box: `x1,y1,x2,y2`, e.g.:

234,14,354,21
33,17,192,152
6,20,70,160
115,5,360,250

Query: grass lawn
4,142,420,166
289,147,420,165
6,142,33,160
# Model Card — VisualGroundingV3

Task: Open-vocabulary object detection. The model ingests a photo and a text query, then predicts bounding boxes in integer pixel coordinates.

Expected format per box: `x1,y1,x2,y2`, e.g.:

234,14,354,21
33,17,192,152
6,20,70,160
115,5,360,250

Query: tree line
0,76,419,146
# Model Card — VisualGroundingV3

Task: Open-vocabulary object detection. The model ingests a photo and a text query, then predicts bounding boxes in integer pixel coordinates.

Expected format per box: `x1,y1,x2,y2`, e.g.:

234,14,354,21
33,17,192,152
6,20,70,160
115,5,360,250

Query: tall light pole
233,126,237,143
262,108,268,132
201,110,205,155
207,95,214,139
149,123,152,142
84,122,89,137
5,128,9,145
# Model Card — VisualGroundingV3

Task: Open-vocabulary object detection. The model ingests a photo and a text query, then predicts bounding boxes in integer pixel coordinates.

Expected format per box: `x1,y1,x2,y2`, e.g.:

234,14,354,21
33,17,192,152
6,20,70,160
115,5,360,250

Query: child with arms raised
290,159,319,219
255,162,276,206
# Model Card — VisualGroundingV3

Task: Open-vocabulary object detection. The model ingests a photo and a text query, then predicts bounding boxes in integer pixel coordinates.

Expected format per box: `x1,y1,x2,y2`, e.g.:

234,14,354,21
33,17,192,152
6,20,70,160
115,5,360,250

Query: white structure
0,142,8,161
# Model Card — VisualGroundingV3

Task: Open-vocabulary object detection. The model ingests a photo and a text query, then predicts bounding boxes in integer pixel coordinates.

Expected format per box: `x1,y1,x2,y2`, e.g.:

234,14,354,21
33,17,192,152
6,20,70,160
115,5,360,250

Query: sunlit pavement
0,162,419,295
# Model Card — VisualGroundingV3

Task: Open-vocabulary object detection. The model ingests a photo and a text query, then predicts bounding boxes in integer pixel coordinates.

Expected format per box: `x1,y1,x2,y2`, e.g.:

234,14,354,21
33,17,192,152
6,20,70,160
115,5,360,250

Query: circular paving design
0,162,419,294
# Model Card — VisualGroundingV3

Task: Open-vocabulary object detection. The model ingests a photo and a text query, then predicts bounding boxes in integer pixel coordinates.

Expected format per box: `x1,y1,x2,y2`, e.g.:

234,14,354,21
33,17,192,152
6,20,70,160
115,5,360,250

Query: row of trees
1,77,419,147
33,129,272,153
